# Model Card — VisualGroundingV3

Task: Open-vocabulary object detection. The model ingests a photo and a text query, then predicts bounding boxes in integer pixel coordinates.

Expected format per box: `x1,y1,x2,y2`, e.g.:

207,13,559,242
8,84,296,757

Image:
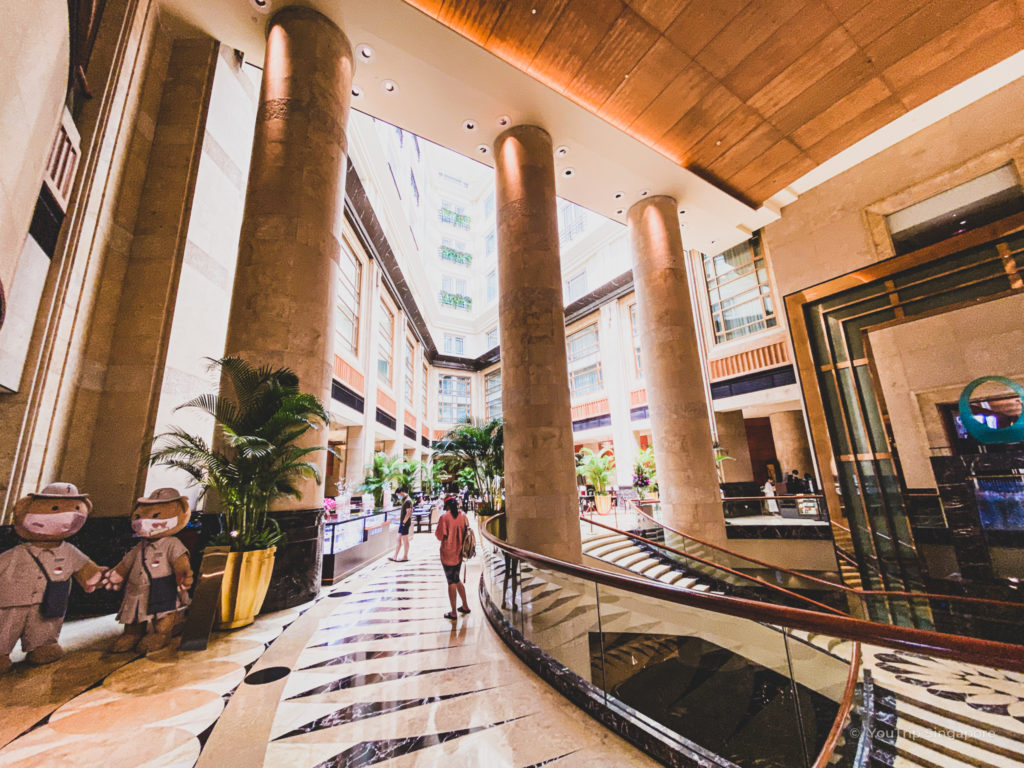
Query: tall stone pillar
494,125,581,563
770,409,815,481
716,410,754,483
628,196,725,544
223,8,353,510
601,303,637,487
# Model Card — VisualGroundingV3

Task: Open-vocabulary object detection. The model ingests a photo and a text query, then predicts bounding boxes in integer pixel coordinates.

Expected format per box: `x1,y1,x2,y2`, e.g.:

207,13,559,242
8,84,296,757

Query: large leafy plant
576,447,614,495
149,357,331,551
359,452,417,507
633,445,657,499
432,418,504,513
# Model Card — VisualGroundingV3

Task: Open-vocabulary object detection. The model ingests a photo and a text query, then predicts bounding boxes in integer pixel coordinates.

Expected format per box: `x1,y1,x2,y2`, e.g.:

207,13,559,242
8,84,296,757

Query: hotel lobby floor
0,530,655,768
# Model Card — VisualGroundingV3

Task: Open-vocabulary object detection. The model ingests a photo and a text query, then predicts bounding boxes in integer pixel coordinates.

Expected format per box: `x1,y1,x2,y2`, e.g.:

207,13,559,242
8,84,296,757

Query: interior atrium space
2,1,1024,767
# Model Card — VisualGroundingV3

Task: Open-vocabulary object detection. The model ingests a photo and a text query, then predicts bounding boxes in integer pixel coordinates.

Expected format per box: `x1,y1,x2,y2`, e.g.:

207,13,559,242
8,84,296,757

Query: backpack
461,522,477,560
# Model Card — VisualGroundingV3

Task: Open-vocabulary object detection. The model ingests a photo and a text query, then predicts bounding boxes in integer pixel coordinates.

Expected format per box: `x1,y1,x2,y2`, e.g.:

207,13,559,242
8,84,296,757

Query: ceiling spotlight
476,144,490,155
249,0,270,13
463,119,478,131
356,44,375,62
613,191,625,200
382,79,398,93
497,115,510,127
351,85,363,98
561,167,575,178
555,145,570,158
679,209,686,215
639,189,650,197
615,208,625,216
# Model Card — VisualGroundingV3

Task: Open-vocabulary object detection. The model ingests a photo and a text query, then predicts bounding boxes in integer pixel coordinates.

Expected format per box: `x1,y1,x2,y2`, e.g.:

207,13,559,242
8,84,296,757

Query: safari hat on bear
136,487,188,505
31,482,89,499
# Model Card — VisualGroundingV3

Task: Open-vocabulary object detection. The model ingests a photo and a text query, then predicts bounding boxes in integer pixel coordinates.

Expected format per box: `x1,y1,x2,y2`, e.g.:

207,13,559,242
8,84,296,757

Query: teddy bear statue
105,487,193,653
0,482,104,674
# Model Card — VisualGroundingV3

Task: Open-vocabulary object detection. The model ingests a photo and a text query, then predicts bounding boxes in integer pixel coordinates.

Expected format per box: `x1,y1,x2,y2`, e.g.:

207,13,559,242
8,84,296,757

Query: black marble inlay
288,664,475,699
244,666,291,685
311,715,527,768
522,752,580,768
309,629,455,648
328,591,353,599
300,645,452,670
275,688,492,740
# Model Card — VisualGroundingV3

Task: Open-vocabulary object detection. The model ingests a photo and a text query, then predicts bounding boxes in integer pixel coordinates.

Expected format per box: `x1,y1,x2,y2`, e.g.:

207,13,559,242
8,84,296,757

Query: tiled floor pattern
0,531,655,768
578,528,1024,767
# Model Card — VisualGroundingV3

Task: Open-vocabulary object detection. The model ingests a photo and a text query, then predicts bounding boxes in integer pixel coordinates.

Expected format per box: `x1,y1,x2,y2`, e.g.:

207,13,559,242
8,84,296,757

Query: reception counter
322,508,400,584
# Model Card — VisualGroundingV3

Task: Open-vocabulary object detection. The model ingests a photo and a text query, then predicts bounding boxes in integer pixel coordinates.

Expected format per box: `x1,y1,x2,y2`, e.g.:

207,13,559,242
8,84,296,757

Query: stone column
223,8,353,510
628,196,725,544
716,410,754,483
601,303,637,488
770,409,815,480
494,125,581,563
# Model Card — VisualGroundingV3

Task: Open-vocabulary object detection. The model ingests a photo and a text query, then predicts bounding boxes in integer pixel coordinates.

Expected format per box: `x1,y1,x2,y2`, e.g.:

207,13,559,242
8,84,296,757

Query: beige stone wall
764,78,1024,298
0,0,69,297
0,0,167,519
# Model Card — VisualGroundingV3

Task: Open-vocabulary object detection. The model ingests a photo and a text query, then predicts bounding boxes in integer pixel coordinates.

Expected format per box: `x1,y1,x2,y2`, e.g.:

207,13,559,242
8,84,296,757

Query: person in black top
389,498,413,562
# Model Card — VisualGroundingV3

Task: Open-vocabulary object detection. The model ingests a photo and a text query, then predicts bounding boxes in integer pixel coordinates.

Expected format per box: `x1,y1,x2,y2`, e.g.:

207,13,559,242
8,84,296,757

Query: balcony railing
439,290,472,310
439,245,472,265
439,207,471,229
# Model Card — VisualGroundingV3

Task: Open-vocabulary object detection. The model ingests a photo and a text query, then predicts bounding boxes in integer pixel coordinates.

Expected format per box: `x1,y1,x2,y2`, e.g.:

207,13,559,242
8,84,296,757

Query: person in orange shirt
435,496,470,620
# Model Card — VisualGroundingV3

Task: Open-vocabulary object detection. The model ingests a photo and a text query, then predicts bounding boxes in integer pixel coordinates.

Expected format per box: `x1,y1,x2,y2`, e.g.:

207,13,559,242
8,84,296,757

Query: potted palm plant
633,446,657,501
149,357,330,629
359,453,408,509
432,418,504,514
577,447,614,514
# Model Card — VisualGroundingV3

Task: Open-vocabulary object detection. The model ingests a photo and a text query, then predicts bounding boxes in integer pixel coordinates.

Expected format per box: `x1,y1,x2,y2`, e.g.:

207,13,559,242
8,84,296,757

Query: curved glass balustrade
480,513,1024,768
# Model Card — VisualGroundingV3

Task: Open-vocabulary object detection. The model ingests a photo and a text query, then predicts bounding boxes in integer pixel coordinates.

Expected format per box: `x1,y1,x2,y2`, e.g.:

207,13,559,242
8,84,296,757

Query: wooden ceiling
401,0,1024,207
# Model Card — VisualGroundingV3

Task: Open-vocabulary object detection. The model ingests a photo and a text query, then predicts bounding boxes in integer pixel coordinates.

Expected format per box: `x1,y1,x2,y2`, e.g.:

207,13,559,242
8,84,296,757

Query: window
484,192,495,220
443,334,465,355
336,245,361,356
442,276,468,295
566,271,587,302
422,363,429,418
438,172,468,188
629,303,642,378
566,325,602,397
485,369,502,420
439,200,470,229
485,231,496,258
702,235,777,344
404,339,415,405
377,301,395,384
438,374,471,423
485,327,498,349
440,276,472,310
558,199,586,243
486,270,497,302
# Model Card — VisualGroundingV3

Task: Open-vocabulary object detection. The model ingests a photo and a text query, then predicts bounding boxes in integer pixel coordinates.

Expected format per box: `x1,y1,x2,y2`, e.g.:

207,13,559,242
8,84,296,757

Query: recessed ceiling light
382,79,398,93
679,209,686,215
615,208,625,216
351,85,363,98
639,189,650,197
561,167,575,178
555,145,570,158
613,191,625,200
356,44,374,62
531,8,537,14
476,144,490,155
497,115,510,127
463,119,478,131
250,0,270,13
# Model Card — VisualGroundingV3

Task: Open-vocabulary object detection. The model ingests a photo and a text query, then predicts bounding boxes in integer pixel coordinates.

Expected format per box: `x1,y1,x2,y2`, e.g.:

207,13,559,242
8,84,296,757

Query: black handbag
141,547,179,615
27,549,72,620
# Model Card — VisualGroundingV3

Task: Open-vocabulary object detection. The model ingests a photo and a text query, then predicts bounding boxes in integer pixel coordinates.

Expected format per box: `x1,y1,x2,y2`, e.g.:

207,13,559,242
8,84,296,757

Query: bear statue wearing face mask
0,483,104,674
105,488,194,653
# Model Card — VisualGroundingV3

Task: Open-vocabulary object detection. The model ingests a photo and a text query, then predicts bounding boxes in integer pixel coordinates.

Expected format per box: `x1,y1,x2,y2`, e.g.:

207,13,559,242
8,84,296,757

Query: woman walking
435,496,470,620
389,498,413,562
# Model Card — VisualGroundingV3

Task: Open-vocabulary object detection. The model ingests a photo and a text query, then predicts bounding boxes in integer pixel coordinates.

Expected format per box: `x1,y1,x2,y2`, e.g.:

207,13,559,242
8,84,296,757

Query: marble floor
0,530,656,768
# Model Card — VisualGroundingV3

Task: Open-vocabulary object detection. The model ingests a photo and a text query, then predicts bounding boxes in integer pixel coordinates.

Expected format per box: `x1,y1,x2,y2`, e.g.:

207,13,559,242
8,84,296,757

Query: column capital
268,6,347,40
626,194,679,220
493,124,552,156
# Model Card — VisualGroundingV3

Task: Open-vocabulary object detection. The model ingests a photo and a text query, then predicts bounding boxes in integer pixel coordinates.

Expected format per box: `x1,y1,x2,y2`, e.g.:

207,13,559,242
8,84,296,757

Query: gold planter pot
594,494,612,515
217,546,276,630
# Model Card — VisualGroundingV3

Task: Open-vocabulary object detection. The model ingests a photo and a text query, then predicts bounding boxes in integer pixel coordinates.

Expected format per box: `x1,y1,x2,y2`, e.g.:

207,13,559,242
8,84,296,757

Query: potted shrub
149,356,330,629
432,418,504,515
633,446,657,501
359,453,407,509
576,447,614,515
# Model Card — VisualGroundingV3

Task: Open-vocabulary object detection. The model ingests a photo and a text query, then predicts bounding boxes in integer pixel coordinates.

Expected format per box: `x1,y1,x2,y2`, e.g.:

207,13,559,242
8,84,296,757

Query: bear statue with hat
105,487,194,652
0,482,104,674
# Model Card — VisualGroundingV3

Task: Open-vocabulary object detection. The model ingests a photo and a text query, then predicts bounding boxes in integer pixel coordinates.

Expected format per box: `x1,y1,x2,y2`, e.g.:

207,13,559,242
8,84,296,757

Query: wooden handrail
483,514,1024,672
631,504,1024,612
582,515,848,616
812,643,862,768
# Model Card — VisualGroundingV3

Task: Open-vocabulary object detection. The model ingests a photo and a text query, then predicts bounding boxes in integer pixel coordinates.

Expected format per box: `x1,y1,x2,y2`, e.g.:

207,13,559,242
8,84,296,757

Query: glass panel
594,582,813,768
853,365,888,454
519,564,599,681
837,368,870,454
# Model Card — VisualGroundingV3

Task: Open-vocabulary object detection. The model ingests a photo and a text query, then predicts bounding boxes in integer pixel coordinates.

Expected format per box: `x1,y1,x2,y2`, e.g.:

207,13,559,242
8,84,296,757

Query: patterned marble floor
0,530,656,768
